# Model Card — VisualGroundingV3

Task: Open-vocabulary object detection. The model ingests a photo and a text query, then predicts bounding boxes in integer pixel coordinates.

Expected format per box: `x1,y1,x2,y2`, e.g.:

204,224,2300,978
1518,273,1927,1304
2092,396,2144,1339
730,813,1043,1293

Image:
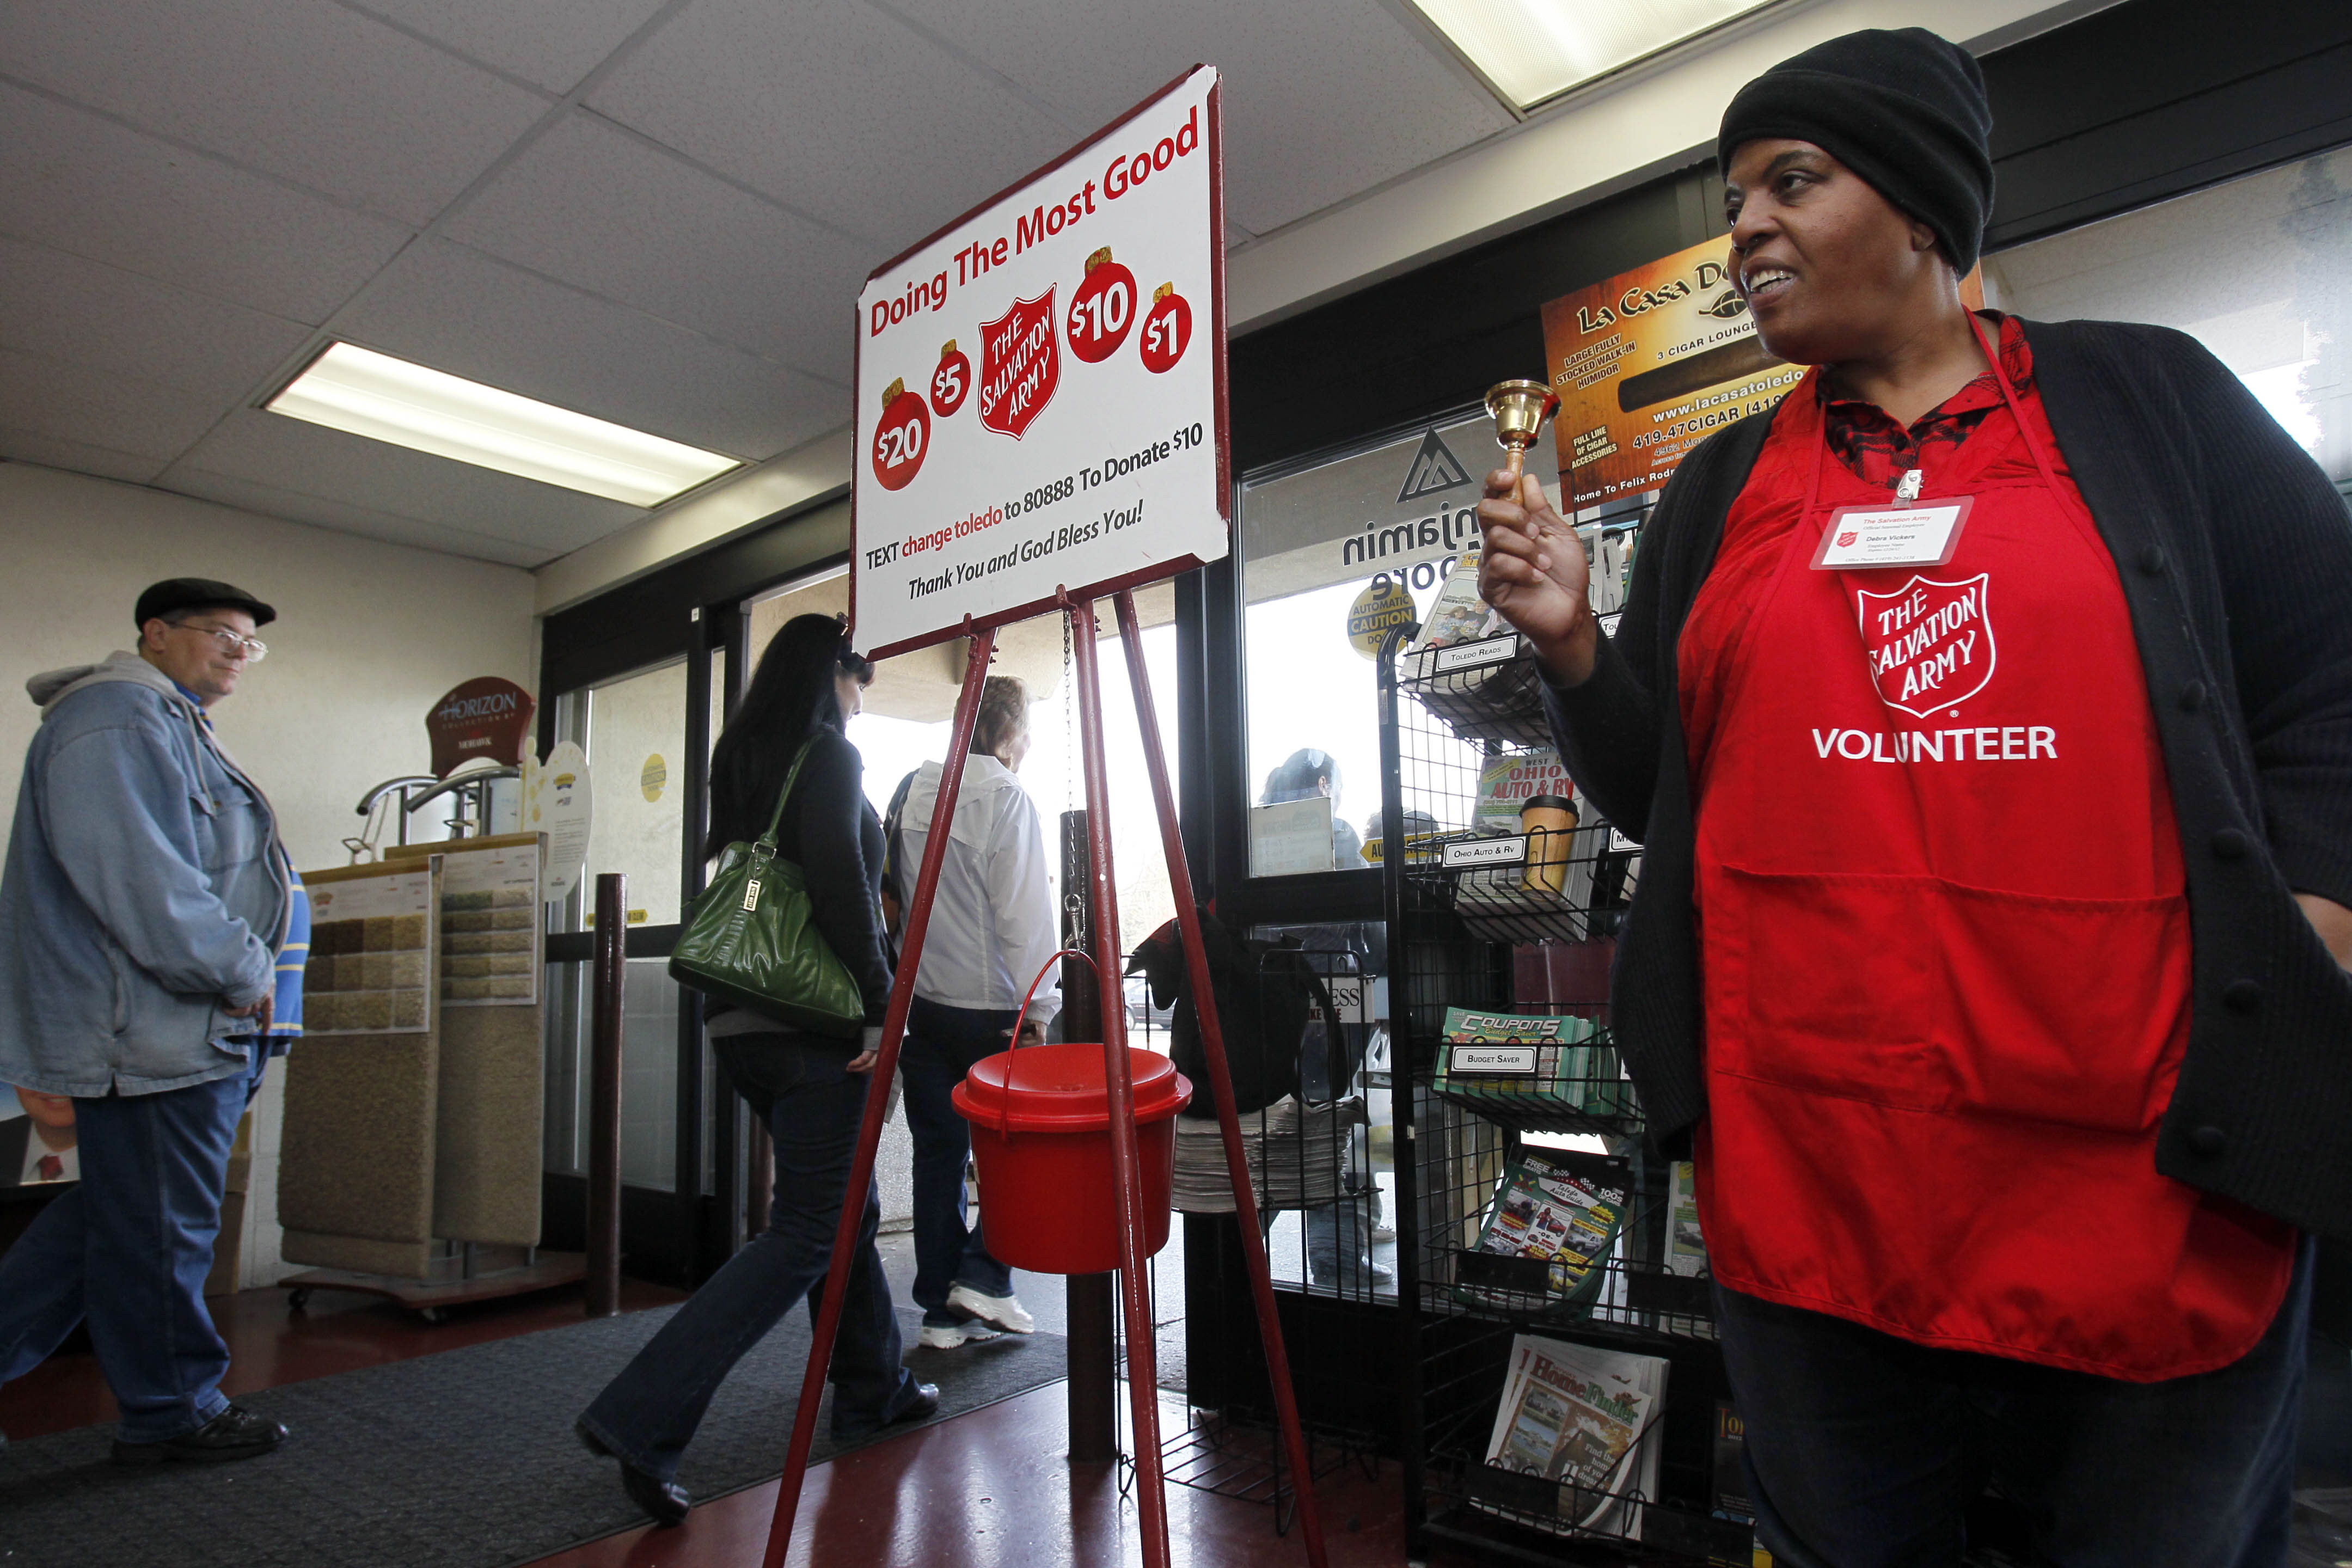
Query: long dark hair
705,613,872,856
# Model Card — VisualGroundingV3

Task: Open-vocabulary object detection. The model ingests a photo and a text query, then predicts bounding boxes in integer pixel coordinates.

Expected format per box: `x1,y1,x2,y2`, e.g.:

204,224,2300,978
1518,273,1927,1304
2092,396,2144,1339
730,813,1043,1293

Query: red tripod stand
757,589,1329,1568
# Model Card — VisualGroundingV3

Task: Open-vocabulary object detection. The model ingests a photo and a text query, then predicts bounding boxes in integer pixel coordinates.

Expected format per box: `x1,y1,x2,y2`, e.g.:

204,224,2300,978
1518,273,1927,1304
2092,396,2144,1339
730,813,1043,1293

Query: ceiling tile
879,0,1511,234
166,407,642,555
346,0,670,94
447,111,873,382
0,438,167,487
335,238,847,460
0,347,228,460
0,0,549,226
156,466,555,568
0,235,314,405
0,82,414,323
586,0,1075,249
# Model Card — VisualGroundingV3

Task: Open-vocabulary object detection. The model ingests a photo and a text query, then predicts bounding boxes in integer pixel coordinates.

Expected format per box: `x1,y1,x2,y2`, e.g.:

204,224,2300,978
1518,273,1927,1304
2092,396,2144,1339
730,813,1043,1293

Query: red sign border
848,65,1229,663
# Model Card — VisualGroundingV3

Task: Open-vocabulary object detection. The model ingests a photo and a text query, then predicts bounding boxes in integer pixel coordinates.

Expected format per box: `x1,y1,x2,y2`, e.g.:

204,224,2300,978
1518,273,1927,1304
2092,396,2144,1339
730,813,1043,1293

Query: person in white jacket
889,676,1061,1348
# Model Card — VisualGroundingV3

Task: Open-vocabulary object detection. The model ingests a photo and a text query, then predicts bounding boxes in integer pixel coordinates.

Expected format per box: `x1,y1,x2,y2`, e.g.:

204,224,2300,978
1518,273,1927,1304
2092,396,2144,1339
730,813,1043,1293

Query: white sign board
524,742,592,903
851,66,1228,659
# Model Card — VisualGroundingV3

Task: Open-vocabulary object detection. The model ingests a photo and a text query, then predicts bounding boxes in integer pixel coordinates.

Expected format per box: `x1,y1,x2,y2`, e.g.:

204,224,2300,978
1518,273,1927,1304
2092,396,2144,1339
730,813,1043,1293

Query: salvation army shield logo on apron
1855,573,1995,718
978,287,1059,440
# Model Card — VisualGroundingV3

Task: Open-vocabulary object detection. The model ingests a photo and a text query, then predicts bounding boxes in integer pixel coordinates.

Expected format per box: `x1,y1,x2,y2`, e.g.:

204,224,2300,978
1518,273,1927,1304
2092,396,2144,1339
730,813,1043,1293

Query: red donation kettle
950,953,1191,1275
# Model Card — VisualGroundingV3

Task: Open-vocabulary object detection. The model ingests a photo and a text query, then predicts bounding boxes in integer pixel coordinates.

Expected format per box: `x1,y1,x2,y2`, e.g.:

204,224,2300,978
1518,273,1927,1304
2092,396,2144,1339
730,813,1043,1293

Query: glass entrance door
542,654,708,1284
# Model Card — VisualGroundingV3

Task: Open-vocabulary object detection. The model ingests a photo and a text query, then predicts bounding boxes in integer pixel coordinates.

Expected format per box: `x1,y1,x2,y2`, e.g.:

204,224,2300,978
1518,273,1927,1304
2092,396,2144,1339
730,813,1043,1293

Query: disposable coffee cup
1520,794,1578,895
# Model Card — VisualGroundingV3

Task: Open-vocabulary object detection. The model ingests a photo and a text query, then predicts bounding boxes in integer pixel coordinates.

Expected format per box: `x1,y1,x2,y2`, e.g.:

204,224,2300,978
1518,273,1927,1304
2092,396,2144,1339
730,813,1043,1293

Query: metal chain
1063,608,1075,814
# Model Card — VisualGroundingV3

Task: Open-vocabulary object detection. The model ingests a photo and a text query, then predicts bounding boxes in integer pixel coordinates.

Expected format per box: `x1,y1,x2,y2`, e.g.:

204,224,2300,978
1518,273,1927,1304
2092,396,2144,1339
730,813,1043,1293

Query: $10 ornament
1067,246,1137,364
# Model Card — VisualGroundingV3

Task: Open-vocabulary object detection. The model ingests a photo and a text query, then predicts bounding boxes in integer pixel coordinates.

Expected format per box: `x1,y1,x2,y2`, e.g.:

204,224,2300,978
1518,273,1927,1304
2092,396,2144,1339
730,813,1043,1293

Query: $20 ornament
871,376,930,491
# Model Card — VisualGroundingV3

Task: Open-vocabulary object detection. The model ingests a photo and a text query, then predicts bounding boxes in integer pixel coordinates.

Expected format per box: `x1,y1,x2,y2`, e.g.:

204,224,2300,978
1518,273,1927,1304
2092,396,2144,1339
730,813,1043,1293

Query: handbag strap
753,738,819,856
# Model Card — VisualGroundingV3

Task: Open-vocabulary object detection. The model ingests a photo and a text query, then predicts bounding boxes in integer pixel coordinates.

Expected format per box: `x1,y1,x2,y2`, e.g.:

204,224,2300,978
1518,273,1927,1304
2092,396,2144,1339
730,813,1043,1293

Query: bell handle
995,947,1102,1135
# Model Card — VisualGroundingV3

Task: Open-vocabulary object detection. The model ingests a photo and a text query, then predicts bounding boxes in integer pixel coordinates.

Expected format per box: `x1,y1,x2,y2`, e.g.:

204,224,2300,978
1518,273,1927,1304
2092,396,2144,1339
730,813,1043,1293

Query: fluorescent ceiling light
1410,0,1779,111
266,342,739,507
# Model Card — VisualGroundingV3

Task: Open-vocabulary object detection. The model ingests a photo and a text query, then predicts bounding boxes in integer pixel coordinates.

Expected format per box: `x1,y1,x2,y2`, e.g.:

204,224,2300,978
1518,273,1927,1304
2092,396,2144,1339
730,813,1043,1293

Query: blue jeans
0,1042,266,1442
1713,1237,2314,1568
580,1034,919,1481
899,997,1015,1326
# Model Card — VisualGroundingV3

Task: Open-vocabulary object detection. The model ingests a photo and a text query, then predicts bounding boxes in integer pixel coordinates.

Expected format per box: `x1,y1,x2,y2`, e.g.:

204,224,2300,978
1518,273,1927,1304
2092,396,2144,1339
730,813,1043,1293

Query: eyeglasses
168,622,268,663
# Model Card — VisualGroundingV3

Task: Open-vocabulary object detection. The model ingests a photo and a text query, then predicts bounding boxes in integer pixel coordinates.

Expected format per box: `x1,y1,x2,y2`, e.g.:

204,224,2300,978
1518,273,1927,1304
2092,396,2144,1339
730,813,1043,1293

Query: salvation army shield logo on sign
978,287,1059,440
1855,573,1994,718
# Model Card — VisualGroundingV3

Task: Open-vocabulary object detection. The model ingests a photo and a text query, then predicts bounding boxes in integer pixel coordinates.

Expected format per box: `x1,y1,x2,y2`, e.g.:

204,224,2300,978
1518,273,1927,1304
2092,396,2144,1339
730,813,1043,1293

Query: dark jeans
580,1033,919,1481
1713,1238,2314,1568
899,996,1015,1325
0,1043,266,1442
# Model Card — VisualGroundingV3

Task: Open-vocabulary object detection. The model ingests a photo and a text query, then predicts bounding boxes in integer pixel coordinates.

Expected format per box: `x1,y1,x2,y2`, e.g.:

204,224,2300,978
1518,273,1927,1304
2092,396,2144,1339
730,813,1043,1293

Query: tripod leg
1065,596,1173,1568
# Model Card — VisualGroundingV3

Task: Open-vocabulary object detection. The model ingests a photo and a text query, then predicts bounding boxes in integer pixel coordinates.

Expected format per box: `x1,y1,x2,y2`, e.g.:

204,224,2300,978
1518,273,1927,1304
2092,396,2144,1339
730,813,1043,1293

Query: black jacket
1543,317,2352,1237
708,726,892,1027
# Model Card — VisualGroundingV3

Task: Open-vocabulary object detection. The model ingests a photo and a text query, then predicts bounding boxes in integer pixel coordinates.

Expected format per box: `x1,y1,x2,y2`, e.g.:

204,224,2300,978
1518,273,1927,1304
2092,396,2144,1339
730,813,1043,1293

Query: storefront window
1238,411,1561,877
1987,145,2352,482
742,569,1185,947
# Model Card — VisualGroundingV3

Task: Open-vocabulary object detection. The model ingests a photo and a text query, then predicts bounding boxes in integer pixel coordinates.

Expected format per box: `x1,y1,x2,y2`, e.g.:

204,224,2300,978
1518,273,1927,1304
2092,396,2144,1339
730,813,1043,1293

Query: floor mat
0,1304,1064,1568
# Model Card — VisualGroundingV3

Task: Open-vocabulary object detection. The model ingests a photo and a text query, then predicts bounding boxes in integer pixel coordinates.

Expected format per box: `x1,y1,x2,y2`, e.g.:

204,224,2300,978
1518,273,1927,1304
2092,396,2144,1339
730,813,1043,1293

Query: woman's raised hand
1476,469,1599,688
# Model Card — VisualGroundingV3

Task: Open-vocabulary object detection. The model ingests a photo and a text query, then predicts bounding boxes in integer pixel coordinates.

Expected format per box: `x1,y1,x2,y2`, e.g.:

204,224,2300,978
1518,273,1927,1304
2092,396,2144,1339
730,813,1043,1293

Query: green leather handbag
669,739,866,1037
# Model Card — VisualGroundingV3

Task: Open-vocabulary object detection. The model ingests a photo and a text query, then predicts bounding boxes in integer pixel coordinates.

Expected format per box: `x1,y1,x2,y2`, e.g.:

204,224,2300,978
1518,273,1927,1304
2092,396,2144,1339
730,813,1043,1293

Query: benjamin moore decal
1395,427,1473,505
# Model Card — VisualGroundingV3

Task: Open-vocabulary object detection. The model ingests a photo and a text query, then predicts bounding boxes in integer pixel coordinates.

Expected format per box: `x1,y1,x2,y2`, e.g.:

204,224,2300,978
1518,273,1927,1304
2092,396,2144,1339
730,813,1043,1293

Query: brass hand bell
1485,379,1560,480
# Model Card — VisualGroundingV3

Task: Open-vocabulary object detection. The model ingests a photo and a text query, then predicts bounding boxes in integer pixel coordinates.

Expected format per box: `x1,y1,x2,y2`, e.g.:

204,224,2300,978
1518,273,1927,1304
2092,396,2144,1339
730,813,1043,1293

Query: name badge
1811,496,1975,570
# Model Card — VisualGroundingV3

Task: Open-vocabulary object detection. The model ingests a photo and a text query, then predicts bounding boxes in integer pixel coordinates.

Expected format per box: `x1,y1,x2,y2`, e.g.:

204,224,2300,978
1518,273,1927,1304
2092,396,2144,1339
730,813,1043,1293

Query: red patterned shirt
1820,312,2033,491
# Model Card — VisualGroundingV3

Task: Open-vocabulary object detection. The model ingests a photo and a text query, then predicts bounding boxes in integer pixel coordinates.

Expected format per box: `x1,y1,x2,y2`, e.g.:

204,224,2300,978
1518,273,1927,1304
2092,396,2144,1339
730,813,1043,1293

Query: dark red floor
533,1382,1423,1568
4,1278,1454,1567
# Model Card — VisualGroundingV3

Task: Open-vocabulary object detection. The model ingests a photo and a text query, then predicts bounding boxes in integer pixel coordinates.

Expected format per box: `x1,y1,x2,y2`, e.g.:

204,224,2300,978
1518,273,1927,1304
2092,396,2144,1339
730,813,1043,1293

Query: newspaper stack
1171,1095,1367,1215
1484,1333,1669,1542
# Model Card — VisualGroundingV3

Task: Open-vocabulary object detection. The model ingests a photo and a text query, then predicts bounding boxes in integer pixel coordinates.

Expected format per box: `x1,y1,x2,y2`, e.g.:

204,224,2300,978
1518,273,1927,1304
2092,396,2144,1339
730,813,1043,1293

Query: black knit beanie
1717,27,1994,274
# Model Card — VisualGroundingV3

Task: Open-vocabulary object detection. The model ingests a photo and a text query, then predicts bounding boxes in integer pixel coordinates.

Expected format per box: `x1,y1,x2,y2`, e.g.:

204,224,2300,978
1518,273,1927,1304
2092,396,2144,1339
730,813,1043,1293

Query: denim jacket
0,653,289,1097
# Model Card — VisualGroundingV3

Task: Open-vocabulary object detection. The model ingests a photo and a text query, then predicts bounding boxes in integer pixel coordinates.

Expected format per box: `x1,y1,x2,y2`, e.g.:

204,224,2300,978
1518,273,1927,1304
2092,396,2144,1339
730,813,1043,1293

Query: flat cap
134,577,277,629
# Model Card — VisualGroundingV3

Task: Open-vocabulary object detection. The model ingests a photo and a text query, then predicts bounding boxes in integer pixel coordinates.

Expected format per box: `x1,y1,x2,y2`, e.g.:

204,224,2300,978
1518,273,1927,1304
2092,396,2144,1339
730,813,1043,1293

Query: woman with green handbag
575,614,935,1526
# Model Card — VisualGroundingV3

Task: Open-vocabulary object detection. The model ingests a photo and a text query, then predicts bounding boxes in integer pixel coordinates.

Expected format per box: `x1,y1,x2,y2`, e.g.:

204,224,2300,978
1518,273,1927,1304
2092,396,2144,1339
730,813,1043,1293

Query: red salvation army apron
1683,322,2293,1379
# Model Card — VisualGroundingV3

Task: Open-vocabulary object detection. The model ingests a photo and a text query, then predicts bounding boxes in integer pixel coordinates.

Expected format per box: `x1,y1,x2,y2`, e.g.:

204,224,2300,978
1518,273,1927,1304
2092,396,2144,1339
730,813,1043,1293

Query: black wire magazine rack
1379,537,1757,1566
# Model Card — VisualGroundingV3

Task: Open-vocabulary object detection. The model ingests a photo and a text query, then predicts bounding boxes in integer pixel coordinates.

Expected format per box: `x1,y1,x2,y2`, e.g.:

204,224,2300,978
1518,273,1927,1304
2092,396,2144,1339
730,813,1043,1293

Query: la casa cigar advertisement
1544,236,1983,510
1542,235,1801,510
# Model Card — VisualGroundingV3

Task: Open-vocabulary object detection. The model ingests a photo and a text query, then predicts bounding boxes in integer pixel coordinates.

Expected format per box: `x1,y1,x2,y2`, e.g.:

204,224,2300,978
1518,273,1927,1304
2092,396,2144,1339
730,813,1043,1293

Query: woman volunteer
1479,27,2352,1566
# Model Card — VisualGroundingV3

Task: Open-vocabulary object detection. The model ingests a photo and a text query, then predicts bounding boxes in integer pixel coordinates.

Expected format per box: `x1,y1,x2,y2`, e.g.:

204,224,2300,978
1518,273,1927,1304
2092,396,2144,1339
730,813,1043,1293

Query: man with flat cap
1481,26,2352,1567
0,578,297,1465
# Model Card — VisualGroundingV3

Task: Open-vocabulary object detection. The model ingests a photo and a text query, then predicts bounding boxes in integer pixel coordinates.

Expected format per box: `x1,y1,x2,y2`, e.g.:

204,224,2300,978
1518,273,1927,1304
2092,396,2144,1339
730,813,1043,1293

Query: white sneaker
918,1320,1002,1350
946,1284,1035,1334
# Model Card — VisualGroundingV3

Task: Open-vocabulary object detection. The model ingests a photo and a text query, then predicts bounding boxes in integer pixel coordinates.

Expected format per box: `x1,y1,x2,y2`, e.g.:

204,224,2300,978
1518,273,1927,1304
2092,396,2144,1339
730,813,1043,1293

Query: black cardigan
1543,317,2352,1238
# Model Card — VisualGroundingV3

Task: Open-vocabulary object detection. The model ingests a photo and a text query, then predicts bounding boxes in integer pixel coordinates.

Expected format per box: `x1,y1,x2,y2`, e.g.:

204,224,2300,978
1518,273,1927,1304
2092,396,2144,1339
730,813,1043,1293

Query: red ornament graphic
930,339,970,417
1067,247,1137,365
871,377,930,491
978,287,1059,441
1140,282,1192,375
